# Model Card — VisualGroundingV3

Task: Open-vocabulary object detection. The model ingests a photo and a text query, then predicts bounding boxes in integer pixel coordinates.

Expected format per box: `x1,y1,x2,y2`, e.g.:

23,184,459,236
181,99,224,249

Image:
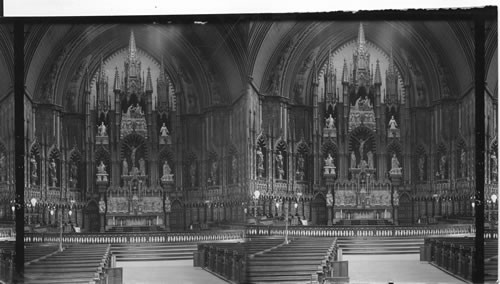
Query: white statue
391,153,400,171
350,151,357,168
139,158,146,176
122,158,128,176
388,115,398,130
325,154,334,167
97,161,107,174
325,114,335,129
162,161,171,177
98,122,107,136
160,123,169,137
99,197,106,213
367,150,374,169
326,190,333,207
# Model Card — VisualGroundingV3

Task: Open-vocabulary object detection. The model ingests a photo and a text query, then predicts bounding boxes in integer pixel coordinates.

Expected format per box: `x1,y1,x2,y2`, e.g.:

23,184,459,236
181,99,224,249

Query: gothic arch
256,135,268,178
436,142,448,179
95,147,111,177
274,140,287,180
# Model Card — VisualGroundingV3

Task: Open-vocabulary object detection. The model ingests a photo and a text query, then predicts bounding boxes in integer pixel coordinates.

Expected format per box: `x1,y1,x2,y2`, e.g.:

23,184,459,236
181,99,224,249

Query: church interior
0,17,497,283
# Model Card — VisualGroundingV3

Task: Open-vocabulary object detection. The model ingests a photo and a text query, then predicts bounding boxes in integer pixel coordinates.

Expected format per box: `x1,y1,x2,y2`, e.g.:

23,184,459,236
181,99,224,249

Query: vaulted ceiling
23,20,496,112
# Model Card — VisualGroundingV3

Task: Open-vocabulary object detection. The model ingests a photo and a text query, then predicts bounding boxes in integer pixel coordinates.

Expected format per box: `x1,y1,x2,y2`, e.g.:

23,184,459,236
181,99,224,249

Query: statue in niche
367,151,374,169
97,161,107,174
460,149,466,177
160,123,169,137
97,122,107,137
439,154,447,179
139,158,146,176
388,116,398,130
162,161,171,177
390,153,401,174
276,151,284,179
391,153,400,169
122,158,129,176
297,153,305,173
325,153,334,167
393,191,400,206
350,151,357,168
256,146,264,176
0,153,5,181
325,114,335,129
30,156,38,182
352,136,367,160
130,146,138,167
48,158,57,187
492,152,497,176
70,162,78,187
190,163,196,187
210,160,218,184
418,156,425,181
99,197,106,214
326,190,333,207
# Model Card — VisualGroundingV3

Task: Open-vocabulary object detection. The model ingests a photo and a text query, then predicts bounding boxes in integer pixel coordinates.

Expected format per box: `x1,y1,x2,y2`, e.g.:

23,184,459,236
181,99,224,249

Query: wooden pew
24,244,112,284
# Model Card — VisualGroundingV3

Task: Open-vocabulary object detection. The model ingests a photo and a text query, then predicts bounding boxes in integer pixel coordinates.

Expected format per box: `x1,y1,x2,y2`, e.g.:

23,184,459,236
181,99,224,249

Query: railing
24,230,245,244
245,224,474,237
0,250,14,283
0,228,14,239
422,237,498,282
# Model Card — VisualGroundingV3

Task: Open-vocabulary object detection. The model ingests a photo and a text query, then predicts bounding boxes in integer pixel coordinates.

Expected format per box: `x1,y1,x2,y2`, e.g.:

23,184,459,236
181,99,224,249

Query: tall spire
374,59,382,85
128,30,137,61
357,23,366,51
145,67,153,92
341,59,349,83
113,67,120,91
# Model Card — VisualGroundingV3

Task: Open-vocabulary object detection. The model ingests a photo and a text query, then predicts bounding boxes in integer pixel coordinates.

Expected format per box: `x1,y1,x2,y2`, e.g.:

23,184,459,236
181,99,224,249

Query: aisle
117,260,226,284
343,254,466,284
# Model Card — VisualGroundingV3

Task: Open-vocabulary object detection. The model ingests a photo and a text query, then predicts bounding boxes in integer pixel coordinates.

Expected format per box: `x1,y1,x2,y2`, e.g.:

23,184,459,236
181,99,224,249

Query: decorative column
324,157,336,225
96,169,109,232
162,174,174,231
389,170,402,225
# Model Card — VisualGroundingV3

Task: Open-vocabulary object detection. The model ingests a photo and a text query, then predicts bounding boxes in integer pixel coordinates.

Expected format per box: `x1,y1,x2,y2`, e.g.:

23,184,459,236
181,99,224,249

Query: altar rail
245,224,476,238
24,230,245,244
422,237,498,282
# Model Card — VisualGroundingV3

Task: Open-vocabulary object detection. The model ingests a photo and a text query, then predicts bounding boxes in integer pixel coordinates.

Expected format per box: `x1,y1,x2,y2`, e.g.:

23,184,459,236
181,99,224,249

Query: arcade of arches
4,21,495,232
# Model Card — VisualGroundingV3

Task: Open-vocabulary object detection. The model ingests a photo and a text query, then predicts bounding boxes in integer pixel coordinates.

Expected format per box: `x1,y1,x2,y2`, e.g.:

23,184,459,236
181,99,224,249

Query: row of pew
422,237,498,282
195,236,344,283
194,237,284,282
23,244,114,284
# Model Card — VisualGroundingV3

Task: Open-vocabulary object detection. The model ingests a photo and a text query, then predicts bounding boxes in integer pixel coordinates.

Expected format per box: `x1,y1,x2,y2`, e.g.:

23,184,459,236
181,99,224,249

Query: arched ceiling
0,25,14,99
24,20,495,112
250,21,479,104
24,23,247,112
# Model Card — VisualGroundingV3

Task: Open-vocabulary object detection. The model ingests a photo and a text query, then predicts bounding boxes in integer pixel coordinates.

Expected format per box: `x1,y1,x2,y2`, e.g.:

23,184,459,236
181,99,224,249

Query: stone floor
117,254,465,284
343,254,466,284
117,260,226,284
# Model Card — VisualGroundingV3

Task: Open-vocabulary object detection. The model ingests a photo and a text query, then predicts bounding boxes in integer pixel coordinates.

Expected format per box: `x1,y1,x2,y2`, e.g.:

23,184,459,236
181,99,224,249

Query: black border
6,6,498,283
